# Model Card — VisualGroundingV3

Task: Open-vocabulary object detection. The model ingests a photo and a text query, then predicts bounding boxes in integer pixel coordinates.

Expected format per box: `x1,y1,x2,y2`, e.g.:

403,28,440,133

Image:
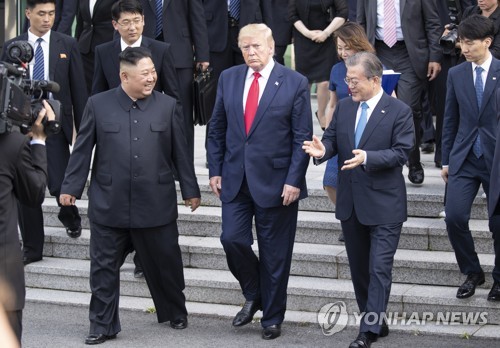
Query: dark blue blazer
141,0,210,67
92,36,181,103
442,57,500,176
318,93,414,225
207,62,312,208
489,88,500,217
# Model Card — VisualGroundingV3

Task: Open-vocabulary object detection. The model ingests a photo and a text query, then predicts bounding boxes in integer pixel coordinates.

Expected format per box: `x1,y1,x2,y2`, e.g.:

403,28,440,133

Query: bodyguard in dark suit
140,0,209,163
75,0,117,93
357,0,442,185
487,87,500,302
202,0,272,79
303,52,414,348
269,0,292,65
60,48,200,345
0,101,54,344
441,15,499,300
207,24,312,340
53,0,77,35
1,0,88,264
92,0,180,102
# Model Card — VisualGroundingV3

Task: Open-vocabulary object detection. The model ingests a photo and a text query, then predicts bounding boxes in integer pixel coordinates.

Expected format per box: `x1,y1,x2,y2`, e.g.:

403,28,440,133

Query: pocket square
60,53,67,58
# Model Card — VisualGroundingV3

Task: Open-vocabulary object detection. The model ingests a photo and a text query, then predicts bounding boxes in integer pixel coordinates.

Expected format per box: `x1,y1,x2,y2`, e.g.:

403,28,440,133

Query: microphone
0,61,24,77
33,80,61,93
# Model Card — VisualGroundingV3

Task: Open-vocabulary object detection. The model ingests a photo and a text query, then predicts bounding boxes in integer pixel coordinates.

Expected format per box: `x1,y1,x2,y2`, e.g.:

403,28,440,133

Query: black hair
111,0,144,21
26,0,56,9
119,47,153,66
458,14,495,41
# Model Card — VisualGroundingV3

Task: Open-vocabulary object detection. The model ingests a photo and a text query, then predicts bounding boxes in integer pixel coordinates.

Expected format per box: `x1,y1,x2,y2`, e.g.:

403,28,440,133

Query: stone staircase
23,124,500,339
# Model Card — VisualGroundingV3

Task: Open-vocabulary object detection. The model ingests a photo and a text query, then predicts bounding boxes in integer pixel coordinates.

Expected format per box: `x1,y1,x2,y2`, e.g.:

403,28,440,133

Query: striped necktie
154,0,163,38
33,38,45,80
229,0,240,21
472,66,484,158
383,0,397,48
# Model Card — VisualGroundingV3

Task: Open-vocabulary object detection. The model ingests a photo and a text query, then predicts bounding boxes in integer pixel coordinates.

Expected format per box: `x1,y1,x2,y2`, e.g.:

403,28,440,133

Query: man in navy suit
60,47,201,345
2,0,88,265
207,24,312,340
303,52,414,348
441,14,499,300
487,87,500,302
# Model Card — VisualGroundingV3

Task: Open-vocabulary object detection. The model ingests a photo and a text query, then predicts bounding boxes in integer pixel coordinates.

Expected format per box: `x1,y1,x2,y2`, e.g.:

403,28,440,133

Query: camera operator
0,100,55,345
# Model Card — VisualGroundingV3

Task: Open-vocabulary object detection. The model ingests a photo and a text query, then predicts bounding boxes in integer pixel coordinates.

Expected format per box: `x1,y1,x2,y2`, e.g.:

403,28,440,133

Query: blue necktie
355,102,369,148
33,38,44,80
473,66,483,158
154,0,163,38
229,0,240,21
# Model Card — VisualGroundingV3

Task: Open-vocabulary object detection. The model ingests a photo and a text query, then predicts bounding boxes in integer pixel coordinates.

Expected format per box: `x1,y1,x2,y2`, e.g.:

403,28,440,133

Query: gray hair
345,52,383,80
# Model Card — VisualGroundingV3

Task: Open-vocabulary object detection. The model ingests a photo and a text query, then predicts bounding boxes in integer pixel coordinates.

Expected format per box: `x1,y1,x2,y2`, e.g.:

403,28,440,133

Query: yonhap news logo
317,301,489,336
317,301,348,335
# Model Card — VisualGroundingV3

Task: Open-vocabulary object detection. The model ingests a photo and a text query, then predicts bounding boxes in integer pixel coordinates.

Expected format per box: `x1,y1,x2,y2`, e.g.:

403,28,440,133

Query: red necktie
244,72,261,134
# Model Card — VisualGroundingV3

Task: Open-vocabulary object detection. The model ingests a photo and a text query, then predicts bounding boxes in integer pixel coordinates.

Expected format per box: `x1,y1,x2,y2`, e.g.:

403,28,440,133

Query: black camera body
0,41,61,136
440,0,463,55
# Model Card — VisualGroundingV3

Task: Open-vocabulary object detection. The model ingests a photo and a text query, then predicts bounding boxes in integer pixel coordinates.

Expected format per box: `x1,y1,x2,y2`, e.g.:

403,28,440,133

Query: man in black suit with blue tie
442,14,500,300
303,52,414,348
2,0,88,265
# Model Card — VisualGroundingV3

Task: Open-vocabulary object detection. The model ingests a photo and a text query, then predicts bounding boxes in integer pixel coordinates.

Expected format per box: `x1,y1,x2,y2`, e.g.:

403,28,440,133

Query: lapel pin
60,53,67,58
275,81,279,86
381,110,386,113
493,77,497,80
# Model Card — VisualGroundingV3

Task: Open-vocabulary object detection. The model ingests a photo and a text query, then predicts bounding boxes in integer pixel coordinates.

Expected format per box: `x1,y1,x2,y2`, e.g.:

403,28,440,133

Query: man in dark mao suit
92,0,182,278
1,0,88,264
442,15,500,300
357,0,442,185
207,24,312,340
303,52,414,348
140,0,210,163
60,48,201,345
0,102,54,345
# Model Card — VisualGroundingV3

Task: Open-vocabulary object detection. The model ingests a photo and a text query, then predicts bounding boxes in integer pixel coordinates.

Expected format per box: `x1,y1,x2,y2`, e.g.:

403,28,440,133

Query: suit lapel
357,94,390,149
163,0,172,14
479,58,500,116
234,66,247,138
460,63,478,114
247,64,284,137
347,101,358,150
111,40,122,74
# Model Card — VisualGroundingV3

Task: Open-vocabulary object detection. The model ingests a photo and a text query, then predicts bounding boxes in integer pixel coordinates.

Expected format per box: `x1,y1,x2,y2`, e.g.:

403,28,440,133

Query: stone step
41,198,494,254
41,225,496,289
25,287,500,339
47,174,488,219
24,257,500,325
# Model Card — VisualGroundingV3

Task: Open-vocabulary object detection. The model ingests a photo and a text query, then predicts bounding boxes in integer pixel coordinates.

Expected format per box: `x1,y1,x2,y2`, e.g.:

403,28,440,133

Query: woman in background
323,22,375,241
288,0,348,130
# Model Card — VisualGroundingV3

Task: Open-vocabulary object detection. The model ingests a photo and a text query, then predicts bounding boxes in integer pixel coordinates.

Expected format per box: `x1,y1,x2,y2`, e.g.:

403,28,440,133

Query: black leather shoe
133,266,144,278
170,317,188,329
338,232,345,242
232,299,261,327
85,333,116,345
349,332,378,348
487,281,500,301
66,225,82,238
379,320,389,338
23,256,42,266
408,163,424,184
262,324,281,340
457,272,485,299
420,142,434,154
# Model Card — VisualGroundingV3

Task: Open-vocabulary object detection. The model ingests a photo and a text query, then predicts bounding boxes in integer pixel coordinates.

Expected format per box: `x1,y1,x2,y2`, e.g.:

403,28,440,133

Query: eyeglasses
116,18,143,28
344,77,372,87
